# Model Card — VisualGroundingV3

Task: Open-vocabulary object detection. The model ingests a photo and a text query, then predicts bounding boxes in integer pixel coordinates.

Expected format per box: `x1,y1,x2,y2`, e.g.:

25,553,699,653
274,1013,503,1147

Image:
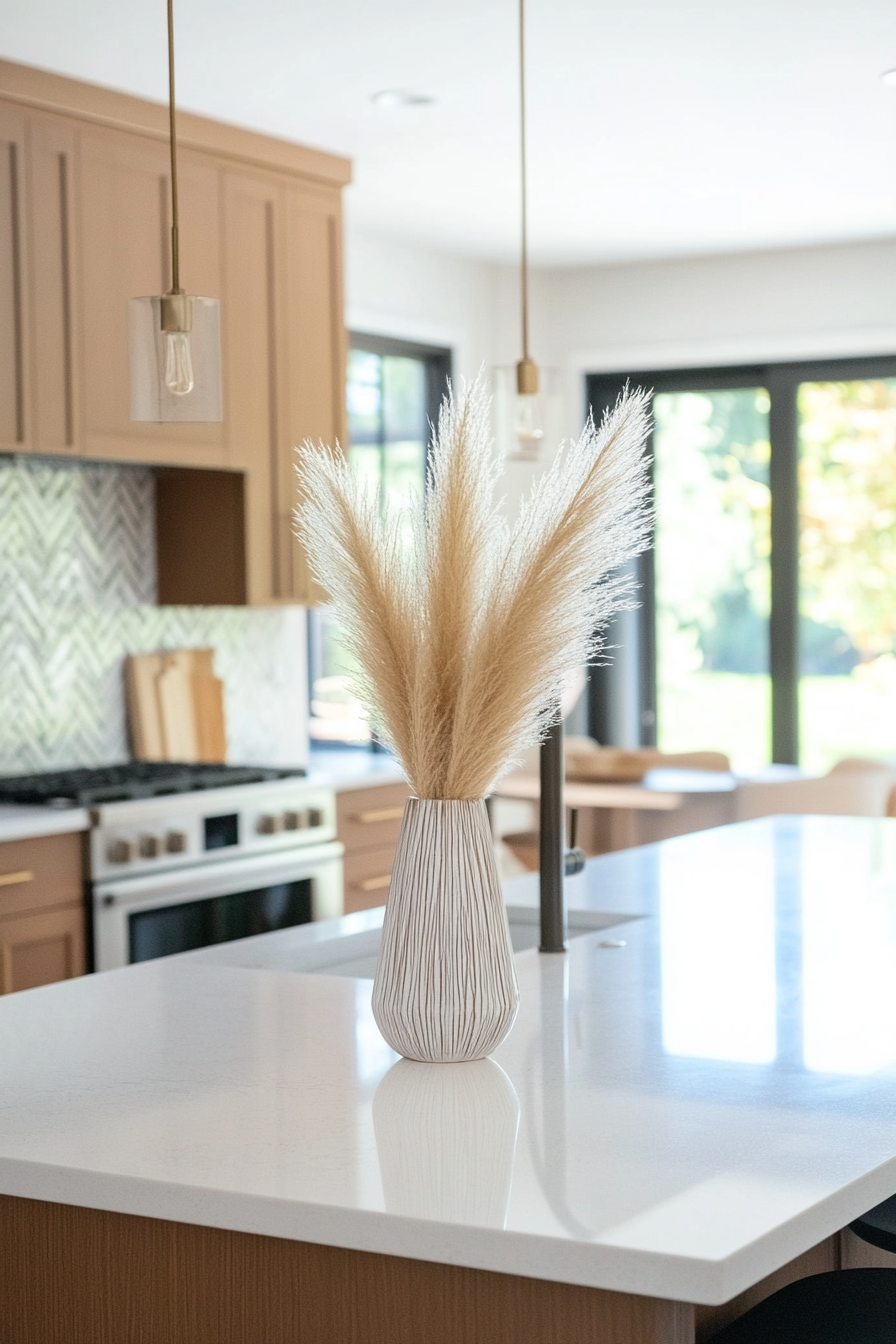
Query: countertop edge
0,1154,884,1306
0,807,91,843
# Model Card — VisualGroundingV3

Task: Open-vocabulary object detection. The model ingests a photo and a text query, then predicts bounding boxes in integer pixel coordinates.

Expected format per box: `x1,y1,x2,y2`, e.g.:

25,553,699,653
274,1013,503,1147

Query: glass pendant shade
514,393,545,460
491,364,562,464
128,295,222,422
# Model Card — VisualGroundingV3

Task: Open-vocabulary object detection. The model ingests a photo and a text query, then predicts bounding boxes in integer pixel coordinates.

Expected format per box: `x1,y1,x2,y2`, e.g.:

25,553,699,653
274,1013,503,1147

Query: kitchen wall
489,236,896,437
345,226,500,381
0,456,308,775
349,228,896,438
345,226,554,517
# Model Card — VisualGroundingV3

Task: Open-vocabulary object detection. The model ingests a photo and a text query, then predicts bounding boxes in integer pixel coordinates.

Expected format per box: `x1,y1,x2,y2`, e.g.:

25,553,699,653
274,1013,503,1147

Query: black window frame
586,354,896,764
307,332,452,753
348,331,452,479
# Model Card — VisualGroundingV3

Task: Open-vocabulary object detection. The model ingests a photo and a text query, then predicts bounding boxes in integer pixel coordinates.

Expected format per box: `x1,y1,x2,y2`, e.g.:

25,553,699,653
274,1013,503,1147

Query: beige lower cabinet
337,782,410,914
0,904,86,994
0,830,86,994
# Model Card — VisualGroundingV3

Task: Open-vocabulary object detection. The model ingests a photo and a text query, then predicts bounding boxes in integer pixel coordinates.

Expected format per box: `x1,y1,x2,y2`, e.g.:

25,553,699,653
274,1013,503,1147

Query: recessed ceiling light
371,89,435,109
881,68,896,85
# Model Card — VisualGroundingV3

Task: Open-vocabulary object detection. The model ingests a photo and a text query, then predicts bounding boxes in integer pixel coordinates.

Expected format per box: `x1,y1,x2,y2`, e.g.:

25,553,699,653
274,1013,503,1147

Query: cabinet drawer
0,903,86,993
336,783,409,855
343,845,397,915
0,831,84,919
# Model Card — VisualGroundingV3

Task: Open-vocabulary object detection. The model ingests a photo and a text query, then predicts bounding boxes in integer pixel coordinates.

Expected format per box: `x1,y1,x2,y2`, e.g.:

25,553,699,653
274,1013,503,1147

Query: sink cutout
287,906,635,980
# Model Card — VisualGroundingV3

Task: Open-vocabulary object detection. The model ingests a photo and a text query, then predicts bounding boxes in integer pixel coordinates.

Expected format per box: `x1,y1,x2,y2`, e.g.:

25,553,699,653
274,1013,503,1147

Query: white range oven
91,775,342,971
0,764,343,973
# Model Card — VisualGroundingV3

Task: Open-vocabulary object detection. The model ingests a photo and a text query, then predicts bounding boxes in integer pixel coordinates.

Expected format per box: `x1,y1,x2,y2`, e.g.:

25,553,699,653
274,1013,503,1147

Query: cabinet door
0,830,83,918
77,125,224,466
222,170,278,604
343,847,396,914
27,114,79,455
0,103,28,451
0,904,86,994
222,171,346,606
279,182,347,604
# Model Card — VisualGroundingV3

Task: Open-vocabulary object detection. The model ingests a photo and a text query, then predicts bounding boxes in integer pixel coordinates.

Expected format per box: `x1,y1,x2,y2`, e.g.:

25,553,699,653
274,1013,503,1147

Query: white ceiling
3,0,896,265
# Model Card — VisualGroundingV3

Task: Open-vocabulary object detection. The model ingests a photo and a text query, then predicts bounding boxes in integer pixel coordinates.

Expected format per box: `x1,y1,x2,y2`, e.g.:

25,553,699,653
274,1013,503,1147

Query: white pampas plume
296,376,652,799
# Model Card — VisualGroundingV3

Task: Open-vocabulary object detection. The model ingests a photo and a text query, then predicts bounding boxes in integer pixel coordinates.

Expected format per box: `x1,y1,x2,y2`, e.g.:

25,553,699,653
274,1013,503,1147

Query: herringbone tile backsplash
0,457,308,774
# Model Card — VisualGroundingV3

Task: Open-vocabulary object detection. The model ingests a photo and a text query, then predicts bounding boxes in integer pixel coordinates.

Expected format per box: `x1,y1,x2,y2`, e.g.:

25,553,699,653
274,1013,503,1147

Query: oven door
92,840,343,972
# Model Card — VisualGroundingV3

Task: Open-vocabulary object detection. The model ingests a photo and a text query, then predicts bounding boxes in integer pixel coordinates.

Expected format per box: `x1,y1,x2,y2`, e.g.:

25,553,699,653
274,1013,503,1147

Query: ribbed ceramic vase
372,798,520,1062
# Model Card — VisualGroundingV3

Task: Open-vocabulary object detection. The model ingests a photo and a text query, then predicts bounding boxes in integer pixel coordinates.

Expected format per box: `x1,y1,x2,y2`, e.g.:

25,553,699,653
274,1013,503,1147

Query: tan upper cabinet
0,105,28,452
279,182,346,605
28,115,79,456
77,126,225,467
0,58,350,606
222,170,345,606
221,169,279,605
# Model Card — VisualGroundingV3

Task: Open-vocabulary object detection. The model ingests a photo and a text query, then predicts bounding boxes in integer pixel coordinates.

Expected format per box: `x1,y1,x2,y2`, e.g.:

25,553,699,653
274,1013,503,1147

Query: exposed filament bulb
164,330,194,395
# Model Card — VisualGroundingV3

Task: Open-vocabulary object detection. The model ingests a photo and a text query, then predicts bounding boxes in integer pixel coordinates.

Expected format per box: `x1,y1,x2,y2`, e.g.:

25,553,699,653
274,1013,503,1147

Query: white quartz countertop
0,804,90,843
3,815,896,1305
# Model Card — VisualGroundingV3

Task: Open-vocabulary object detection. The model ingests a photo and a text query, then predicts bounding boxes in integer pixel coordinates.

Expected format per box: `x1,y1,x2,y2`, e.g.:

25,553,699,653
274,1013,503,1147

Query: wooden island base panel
0,1195,851,1344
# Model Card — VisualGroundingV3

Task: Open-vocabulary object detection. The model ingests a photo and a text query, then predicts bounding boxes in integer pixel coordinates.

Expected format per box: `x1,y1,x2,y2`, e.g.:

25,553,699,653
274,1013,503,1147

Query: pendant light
494,0,560,464
513,0,543,460
128,0,223,422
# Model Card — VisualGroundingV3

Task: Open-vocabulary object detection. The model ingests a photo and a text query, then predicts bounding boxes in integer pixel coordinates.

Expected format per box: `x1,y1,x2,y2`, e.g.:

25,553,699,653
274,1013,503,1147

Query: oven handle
93,841,343,912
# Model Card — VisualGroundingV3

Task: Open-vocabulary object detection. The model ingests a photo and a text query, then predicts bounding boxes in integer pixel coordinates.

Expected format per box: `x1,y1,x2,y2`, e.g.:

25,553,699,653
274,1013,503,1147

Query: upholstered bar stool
708,1268,896,1343
851,1194,896,1256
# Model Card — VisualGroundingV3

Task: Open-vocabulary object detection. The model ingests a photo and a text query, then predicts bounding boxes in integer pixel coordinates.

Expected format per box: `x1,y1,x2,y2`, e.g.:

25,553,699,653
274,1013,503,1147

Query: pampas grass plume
296,378,652,799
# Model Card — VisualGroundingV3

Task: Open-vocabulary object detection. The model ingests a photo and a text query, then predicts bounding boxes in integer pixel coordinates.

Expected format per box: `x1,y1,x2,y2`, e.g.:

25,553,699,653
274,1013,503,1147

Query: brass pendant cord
516,0,536,396
167,0,181,295
519,0,529,364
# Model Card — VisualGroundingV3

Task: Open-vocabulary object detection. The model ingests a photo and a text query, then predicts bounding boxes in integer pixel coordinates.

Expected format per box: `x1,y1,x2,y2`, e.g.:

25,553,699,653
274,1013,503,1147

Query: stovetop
0,763,305,809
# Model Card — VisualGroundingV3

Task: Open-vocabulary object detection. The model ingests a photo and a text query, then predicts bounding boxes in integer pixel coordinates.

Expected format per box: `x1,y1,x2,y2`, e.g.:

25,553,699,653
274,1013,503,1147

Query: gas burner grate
0,762,305,808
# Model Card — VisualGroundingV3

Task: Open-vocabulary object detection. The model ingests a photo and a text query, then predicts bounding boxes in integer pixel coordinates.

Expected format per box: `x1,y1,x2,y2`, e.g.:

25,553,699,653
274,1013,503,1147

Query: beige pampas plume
296,376,652,799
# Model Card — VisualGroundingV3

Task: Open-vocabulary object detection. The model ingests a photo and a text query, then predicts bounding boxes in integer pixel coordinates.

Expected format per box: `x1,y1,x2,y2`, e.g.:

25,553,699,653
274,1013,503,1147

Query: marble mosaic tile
0,457,308,774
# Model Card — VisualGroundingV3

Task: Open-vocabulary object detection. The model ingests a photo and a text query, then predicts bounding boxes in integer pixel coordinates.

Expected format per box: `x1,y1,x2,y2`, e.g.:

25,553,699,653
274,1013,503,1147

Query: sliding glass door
587,356,896,770
653,387,771,772
798,377,896,773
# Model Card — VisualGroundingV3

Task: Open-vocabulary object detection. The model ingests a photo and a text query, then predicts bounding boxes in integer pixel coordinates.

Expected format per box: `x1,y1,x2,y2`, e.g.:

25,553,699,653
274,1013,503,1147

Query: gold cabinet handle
354,807,405,824
0,870,34,888
356,874,392,892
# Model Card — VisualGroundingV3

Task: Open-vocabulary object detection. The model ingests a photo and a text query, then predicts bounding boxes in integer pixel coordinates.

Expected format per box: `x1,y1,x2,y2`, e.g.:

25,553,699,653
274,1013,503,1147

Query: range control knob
107,838,136,865
258,813,284,835
139,834,162,859
307,807,323,827
165,830,188,854
283,810,307,831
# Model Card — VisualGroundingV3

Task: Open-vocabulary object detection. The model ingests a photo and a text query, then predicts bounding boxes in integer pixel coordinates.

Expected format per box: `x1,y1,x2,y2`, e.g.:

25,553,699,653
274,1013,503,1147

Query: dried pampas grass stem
296,378,652,799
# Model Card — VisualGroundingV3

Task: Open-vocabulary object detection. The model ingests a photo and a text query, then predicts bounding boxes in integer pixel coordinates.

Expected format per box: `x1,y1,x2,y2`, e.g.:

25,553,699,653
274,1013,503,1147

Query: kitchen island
2,815,896,1342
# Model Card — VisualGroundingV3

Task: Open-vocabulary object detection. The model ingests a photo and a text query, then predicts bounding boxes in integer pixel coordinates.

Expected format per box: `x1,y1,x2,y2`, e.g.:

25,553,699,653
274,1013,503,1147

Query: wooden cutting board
124,653,165,760
125,648,227,763
192,649,227,764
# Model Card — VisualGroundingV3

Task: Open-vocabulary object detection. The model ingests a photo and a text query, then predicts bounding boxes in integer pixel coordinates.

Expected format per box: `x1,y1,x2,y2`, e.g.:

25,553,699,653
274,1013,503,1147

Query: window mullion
768,368,800,764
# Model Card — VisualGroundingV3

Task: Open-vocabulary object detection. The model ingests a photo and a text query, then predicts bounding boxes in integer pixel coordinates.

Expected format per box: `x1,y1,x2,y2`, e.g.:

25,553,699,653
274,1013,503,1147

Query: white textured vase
372,797,520,1062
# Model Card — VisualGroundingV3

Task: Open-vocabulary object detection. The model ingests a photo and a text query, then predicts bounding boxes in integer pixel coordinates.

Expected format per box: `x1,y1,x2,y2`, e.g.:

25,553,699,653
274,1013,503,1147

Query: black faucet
539,716,587,954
